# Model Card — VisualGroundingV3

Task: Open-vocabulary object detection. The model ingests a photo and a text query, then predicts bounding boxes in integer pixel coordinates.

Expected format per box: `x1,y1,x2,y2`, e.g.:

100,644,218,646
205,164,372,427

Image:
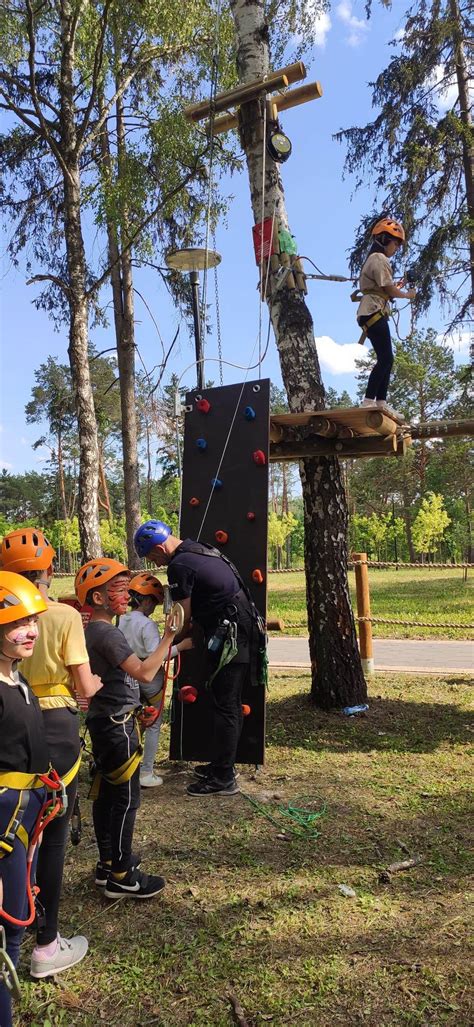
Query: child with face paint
75,559,178,899
0,528,97,980
0,572,70,1027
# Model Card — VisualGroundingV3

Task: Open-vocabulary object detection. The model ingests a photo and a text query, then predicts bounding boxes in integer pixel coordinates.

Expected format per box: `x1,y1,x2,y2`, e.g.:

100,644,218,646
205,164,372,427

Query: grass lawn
267,567,473,640
52,567,473,641
18,672,473,1026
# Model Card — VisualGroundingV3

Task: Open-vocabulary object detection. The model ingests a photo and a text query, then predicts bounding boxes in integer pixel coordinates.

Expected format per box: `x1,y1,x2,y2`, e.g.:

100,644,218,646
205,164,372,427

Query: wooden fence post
352,552,374,675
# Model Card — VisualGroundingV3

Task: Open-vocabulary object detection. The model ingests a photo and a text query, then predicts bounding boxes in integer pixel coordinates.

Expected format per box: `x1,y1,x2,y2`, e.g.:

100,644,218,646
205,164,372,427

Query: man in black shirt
134,520,255,796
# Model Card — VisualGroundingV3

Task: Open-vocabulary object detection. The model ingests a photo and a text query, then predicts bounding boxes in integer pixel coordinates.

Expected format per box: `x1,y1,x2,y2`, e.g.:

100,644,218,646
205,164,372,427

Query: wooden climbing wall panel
169,379,270,765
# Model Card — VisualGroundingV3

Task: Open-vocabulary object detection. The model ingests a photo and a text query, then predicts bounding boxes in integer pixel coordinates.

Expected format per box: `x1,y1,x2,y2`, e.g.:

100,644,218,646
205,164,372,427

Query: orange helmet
0,528,56,573
128,573,164,603
371,217,405,243
75,558,129,607
0,571,48,625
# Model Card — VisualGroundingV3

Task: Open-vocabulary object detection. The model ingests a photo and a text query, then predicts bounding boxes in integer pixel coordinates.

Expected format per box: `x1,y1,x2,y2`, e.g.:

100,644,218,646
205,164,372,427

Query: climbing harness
351,287,391,344
0,768,67,928
88,713,144,801
0,926,21,1003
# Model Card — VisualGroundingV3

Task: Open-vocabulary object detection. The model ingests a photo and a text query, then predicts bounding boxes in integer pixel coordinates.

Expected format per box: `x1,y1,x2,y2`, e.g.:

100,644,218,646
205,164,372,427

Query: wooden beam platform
211,81,323,135
270,406,405,439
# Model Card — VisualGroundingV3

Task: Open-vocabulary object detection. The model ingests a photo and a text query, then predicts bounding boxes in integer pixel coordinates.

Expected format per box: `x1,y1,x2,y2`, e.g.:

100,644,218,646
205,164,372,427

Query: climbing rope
241,792,327,840
212,224,224,386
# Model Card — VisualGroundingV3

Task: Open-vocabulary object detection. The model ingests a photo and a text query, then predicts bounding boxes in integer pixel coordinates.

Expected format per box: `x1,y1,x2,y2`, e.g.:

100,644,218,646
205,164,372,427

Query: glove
138,705,160,729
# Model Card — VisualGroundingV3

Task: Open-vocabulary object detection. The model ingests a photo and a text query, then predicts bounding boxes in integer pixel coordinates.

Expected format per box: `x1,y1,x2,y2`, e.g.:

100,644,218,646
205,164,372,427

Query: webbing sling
88,719,143,801
351,288,390,345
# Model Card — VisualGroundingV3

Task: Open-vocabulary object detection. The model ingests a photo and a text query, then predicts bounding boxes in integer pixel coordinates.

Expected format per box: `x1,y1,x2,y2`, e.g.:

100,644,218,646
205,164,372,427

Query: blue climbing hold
244,405,256,421
196,438,207,450
211,478,223,489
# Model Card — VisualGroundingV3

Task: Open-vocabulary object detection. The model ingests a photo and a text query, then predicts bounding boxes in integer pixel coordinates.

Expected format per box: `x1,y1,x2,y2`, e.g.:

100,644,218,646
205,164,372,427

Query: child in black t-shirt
75,558,176,900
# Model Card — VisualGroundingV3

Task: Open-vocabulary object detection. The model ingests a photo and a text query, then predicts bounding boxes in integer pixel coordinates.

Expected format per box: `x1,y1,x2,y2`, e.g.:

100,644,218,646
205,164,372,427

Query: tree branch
75,0,112,151
25,0,66,171
27,273,69,293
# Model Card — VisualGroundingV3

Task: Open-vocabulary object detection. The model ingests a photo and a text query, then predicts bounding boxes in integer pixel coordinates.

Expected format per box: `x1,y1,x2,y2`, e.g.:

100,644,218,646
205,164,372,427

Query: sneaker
104,866,166,900
30,934,88,979
95,861,111,887
376,400,406,422
140,773,163,788
193,764,239,781
186,777,240,797
360,398,378,408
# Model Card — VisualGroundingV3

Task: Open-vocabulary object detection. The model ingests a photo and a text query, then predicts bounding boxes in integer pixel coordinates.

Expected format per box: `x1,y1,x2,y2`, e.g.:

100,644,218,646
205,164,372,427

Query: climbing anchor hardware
0,926,21,1003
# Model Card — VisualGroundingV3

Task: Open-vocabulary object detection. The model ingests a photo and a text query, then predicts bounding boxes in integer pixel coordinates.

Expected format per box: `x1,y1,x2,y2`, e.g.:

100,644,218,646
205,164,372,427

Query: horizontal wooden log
267,618,285,631
211,80,322,135
310,416,338,438
410,418,474,439
185,62,306,123
270,434,400,461
365,410,398,435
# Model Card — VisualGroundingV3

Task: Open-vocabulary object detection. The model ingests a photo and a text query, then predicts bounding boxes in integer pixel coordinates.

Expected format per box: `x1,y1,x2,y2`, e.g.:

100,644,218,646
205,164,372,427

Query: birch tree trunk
230,0,367,707
60,0,101,559
98,83,143,568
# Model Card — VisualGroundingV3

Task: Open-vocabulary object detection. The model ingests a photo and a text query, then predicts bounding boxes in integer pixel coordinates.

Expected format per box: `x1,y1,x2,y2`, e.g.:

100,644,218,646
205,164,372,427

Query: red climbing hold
253,449,266,465
178,685,198,703
196,398,211,414
247,512,256,521
189,497,200,507
252,569,264,584
215,530,228,545
242,704,251,717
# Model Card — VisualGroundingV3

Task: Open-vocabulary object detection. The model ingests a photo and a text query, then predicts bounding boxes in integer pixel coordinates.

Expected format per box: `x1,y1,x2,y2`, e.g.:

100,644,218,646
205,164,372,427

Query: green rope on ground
241,792,327,839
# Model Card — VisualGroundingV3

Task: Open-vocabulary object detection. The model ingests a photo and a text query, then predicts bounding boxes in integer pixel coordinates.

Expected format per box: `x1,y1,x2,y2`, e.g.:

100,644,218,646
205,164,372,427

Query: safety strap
0,770,48,790
206,623,238,690
88,720,143,801
61,751,82,788
31,682,74,699
0,790,30,858
144,687,164,707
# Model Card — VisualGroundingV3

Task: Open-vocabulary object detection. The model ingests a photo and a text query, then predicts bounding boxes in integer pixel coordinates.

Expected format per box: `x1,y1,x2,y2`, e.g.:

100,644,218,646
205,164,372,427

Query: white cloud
0,460,13,470
394,26,406,42
432,64,458,111
336,1,369,47
315,335,363,374
313,11,332,49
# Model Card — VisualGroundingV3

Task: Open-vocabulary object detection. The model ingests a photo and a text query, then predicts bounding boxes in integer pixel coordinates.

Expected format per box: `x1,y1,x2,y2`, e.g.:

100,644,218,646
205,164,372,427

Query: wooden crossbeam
410,418,474,439
270,434,404,461
210,81,323,135
184,61,306,123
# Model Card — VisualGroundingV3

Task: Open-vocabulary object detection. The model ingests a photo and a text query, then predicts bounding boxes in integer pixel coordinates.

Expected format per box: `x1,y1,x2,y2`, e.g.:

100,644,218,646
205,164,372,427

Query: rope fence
267,562,473,572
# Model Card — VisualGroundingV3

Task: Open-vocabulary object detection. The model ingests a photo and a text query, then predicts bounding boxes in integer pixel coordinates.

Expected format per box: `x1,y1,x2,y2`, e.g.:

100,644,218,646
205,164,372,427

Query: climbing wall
169,378,270,765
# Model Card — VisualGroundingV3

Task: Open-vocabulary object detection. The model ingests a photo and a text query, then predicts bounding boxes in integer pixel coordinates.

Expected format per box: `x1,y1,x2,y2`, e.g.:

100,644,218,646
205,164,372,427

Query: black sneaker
187,777,240,797
193,764,239,781
104,866,166,900
95,861,111,887
95,853,141,887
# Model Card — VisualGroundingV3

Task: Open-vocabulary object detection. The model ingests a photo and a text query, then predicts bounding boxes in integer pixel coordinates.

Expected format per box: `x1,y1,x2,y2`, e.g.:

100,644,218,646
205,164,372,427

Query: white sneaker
30,934,88,979
376,401,406,421
140,773,163,788
360,398,378,408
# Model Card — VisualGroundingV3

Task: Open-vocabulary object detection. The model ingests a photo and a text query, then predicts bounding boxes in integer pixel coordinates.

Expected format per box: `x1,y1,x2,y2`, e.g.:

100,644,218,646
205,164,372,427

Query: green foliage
412,491,451,556
336,0,473,328
48,517,81,557
99,517,127,561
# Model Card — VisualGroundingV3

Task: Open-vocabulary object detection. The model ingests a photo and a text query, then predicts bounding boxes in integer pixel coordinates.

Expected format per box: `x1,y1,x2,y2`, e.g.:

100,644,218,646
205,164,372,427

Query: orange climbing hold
253,449,266,465
215,530,228,544
242,704,251,717
252,569,264,584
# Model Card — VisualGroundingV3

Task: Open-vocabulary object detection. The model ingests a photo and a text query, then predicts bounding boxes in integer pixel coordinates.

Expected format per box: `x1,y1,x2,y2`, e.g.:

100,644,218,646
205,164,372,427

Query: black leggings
36,707,80,945
87,715,141,873
359,315,393,401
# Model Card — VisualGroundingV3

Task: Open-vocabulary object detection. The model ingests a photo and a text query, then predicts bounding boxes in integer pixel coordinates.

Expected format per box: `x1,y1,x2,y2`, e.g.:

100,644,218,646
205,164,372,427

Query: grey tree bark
60,2,101,558
449,0,474,303
230,0,367,706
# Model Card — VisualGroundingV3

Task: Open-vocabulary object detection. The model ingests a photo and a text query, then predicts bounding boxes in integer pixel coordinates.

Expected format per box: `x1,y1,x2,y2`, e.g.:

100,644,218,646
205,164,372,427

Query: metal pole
190,270,204,390
353,552,374,675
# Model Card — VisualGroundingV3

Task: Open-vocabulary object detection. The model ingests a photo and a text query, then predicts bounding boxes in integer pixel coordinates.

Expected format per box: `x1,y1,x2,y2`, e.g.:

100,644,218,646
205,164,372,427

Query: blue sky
0,0,469,475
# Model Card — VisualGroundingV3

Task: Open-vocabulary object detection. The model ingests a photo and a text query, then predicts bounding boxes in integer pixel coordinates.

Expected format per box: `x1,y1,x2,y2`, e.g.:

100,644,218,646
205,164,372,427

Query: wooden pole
211,80,323,135
270,434,400,460
184,61,306,123
352,552,374,675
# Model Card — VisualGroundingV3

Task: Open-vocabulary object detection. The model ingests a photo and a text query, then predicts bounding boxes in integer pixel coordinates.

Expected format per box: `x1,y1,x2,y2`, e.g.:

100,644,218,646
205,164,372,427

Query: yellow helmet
0,571,48,625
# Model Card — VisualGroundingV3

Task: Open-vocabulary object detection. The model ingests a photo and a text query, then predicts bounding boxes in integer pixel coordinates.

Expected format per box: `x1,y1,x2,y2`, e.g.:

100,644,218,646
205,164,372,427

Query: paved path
268,636,473,674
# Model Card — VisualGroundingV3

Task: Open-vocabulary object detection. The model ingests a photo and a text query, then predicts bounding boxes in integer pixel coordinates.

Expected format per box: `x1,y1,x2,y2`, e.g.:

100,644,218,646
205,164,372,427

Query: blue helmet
134,520,171,558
